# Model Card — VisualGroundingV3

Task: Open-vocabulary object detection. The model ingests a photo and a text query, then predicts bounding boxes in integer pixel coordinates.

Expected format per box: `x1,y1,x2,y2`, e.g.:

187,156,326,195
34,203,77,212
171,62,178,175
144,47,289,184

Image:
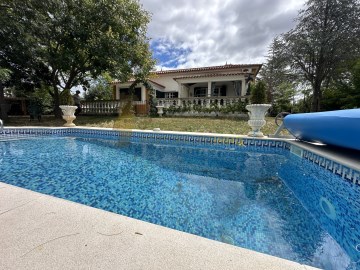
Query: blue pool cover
284,109,360,151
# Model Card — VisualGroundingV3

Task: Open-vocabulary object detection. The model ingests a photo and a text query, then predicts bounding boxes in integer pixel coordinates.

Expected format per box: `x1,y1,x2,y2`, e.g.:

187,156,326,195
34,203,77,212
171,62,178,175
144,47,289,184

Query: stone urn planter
156,105,164,117
246,104,271,137
59,105,77,127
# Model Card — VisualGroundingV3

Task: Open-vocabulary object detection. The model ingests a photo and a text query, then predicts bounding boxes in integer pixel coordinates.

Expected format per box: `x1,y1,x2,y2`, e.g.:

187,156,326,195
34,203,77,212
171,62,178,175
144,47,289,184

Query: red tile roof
153,64,262,75
111,64,262,84
173,72,246,80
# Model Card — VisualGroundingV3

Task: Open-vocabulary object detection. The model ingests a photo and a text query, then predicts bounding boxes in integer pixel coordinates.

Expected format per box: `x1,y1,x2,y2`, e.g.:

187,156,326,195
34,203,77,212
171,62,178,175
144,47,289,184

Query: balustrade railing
82,100,122,115
157,96,248,109
81,100,148,115
81,97,247,115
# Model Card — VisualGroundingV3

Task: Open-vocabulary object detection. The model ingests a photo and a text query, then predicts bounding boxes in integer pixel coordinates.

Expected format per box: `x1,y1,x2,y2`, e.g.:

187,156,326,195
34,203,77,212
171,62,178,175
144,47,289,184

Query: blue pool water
0,136,359,270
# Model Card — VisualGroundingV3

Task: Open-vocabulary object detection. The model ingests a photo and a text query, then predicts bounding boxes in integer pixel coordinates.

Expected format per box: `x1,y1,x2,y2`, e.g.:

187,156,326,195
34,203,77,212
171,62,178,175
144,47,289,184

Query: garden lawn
5,115,283,136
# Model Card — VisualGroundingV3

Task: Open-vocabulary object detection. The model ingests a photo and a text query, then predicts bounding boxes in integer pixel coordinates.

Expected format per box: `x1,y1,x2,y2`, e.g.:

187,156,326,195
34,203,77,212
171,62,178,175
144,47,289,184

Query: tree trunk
311,81,322,112
0,83,9,122
53,85,62,118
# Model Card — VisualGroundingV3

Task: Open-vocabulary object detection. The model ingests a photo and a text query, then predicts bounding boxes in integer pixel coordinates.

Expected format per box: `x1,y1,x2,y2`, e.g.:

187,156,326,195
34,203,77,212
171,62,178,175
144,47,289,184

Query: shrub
59,89,74,105
250,81,267,104
148,92,158,117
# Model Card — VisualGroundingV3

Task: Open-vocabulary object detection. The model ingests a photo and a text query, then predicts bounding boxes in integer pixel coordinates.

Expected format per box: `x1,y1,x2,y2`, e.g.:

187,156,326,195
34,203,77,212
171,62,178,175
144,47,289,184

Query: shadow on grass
6,115,118,128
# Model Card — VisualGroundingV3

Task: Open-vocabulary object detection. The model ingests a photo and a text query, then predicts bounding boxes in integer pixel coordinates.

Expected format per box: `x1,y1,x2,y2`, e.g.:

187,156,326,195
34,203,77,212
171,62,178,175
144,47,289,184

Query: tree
0,1,52,98
0,68,12,120
260,37,290,103
271,82,297,113
322,59,360,110
282,0,360,111
85,74,113,101
260,37,299,114
0,0,155,117
250,81,267,104
343,59,360,108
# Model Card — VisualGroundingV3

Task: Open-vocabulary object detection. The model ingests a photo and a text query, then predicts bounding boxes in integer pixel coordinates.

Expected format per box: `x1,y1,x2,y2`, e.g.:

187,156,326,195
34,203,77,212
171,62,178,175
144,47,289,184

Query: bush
250,81,267,104
148,92,158,117
59,89,74,105
28,85,53,114
164,105,182,114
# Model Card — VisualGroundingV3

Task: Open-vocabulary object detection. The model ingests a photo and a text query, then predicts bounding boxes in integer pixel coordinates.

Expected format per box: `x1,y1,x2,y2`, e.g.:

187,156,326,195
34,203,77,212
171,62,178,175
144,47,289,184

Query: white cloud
140,0,306,69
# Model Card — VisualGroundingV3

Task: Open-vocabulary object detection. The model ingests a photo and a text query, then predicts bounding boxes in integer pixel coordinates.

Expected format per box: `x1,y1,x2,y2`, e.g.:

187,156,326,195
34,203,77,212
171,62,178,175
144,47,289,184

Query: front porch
80,95,249,117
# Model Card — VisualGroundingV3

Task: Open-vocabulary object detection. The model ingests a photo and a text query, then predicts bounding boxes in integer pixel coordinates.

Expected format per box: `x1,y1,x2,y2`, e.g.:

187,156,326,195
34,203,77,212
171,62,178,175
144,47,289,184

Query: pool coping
1,126,359,269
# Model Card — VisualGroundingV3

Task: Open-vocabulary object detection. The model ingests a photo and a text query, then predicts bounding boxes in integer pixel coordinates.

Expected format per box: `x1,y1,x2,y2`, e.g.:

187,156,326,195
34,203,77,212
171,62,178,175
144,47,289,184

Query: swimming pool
1,128,359,270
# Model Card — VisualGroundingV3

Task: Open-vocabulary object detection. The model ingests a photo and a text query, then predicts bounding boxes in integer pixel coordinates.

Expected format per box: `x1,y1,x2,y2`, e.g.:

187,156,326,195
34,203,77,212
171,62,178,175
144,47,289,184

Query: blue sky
150,39,192,69
140,0,306,70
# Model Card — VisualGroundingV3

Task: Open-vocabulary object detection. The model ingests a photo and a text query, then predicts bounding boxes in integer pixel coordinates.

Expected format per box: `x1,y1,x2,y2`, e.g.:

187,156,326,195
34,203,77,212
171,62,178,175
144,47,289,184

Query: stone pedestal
59,105,77,127
156,106,164,117
246,104,271,137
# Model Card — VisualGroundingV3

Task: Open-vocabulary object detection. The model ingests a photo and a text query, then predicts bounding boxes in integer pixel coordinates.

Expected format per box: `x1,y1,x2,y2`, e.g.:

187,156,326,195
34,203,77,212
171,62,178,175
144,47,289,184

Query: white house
82,64,262,115
113,63,261,99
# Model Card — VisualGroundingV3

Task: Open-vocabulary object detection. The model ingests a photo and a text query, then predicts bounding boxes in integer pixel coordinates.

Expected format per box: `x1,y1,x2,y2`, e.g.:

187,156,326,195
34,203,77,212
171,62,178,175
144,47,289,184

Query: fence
156,96,248,109
81,100,148,115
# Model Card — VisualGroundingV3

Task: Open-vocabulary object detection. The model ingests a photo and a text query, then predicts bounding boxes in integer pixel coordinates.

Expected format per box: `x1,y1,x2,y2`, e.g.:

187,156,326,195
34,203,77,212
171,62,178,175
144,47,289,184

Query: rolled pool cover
283,109,360,151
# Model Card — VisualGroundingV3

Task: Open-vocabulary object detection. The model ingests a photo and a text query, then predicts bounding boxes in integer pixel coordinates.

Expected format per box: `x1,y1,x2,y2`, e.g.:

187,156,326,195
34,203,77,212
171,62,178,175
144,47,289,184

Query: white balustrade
156,96,247,110
82,100,148,115
81,97,247,115
82,100,120,115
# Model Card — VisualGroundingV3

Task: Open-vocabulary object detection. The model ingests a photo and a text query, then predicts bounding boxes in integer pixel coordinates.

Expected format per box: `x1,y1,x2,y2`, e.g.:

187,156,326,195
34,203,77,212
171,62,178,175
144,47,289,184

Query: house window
119,87,141,101
194,87,207,97
156,91,165,98
213,86,227,96
165,92,177,98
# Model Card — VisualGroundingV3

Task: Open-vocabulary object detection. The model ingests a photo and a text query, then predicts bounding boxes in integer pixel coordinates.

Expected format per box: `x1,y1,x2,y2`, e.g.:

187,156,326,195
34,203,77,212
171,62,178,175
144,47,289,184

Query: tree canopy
0,0,155,117
85,73,114,101
262,0,360,112
259,38,298,115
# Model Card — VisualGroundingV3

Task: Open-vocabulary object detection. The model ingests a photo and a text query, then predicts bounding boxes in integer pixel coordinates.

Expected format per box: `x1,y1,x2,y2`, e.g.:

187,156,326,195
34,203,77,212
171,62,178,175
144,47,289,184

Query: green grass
6,115,285,136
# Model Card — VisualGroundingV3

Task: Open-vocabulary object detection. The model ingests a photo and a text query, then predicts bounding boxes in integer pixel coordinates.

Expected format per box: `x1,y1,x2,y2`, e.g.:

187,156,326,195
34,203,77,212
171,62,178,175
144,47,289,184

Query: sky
139,0,307,70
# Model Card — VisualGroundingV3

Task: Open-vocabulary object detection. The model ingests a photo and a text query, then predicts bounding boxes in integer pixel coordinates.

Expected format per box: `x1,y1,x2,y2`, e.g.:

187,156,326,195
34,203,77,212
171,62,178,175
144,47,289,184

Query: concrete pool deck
0,182,318,270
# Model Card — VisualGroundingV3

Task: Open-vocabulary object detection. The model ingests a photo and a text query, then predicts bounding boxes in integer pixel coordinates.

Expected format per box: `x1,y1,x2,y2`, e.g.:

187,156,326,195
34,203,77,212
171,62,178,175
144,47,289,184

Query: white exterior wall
150,74,179,92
